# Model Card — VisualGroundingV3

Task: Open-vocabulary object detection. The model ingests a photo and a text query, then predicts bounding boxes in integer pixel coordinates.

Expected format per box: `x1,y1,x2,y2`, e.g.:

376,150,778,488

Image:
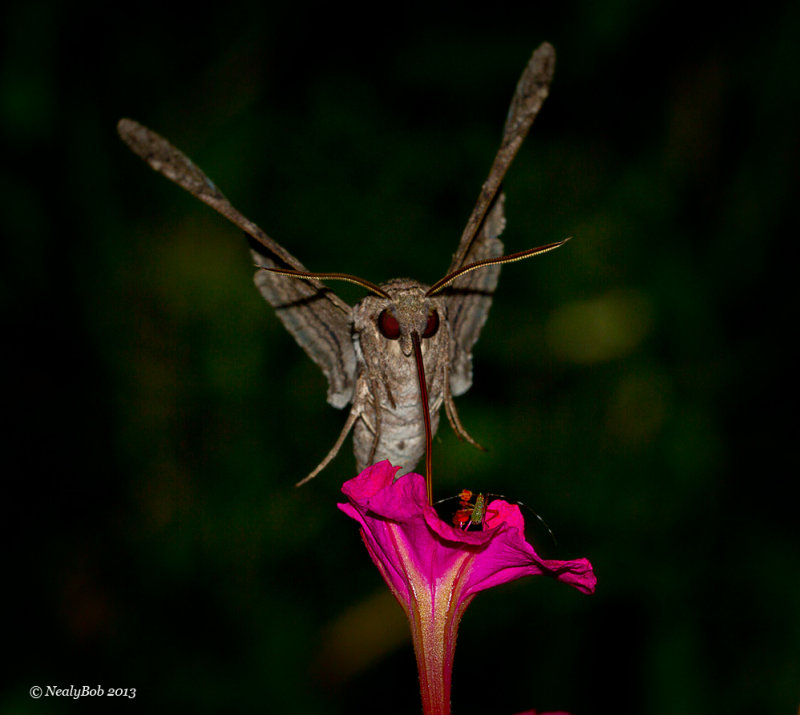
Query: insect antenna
426,238,570,297
262,267,391,299
516,498,557,547
481,492,558,546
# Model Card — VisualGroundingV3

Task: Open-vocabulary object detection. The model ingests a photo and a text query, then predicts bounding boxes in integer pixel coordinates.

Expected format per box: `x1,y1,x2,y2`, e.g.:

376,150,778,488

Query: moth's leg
376,352,397,410
359,408,376,436
366,376,382,464
443,378,486,452
295,407,359,487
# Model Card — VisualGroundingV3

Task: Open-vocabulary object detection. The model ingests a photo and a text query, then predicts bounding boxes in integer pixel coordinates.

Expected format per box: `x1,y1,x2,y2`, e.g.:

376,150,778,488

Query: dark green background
3,2,797,713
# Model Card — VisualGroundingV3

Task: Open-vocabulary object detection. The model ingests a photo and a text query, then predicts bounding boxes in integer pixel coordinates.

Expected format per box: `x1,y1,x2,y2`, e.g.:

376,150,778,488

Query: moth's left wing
250,241,356,408
117,119,357,408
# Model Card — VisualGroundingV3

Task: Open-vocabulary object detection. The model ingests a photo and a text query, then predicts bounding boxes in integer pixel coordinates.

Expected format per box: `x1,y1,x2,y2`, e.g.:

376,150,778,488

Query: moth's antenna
261,267,391,299
426,238,570,297
411,331,434,506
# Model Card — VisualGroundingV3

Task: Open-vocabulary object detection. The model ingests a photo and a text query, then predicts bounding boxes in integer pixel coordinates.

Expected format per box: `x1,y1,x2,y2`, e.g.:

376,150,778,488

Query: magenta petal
339,462,597,606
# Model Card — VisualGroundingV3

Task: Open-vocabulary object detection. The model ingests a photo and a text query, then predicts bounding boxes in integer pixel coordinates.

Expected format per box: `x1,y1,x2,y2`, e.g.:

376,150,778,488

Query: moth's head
370,279,443,357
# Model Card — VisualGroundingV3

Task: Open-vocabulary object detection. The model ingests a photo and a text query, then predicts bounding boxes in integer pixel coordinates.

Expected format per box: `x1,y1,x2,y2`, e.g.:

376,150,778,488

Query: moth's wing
249,241,356,408
444,194,506,396
117,118,357,408
443,41,555,396
448,42,555,272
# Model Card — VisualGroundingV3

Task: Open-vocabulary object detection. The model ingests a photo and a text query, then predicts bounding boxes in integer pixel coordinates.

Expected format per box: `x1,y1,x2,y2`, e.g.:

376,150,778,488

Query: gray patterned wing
444,195,505,395
443,42,555,395
117,119,357,408
249,241,355,408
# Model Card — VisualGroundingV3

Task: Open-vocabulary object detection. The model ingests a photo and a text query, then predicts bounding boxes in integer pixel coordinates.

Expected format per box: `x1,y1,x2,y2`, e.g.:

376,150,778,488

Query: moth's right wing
444,194,506,396
447,42,555,272
444,42,556,395
117,119,357,408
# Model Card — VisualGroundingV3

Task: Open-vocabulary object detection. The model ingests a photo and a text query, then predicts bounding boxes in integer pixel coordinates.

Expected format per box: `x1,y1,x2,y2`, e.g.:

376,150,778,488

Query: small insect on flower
437,490,556,544
449,490,494,531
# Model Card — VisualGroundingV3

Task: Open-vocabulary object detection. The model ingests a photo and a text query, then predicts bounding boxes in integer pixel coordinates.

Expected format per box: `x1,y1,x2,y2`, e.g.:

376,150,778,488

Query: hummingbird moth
117,41,564,486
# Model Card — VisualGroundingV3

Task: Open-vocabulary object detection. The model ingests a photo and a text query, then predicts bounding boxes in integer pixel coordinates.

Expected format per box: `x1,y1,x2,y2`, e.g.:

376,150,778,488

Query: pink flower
338,461,596,715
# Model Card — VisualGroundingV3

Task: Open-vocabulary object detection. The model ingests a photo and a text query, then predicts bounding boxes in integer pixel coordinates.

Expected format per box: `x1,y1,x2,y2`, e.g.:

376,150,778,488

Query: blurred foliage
2,2,797,714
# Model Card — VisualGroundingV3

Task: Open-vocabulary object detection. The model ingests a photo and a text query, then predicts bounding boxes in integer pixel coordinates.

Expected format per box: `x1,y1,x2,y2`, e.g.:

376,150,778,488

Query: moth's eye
378,309,401,340
422,309,440,339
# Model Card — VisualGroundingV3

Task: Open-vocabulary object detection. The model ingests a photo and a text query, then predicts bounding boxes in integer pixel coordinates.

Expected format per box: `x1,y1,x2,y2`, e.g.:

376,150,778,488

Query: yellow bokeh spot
545,288,653,364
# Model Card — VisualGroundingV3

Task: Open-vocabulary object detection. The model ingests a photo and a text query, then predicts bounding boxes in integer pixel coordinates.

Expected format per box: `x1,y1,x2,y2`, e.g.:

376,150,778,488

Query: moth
117,41,564,487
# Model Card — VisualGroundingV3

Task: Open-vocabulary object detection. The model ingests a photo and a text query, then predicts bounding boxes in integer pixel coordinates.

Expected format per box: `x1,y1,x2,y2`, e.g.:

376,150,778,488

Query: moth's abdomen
353,398,442,476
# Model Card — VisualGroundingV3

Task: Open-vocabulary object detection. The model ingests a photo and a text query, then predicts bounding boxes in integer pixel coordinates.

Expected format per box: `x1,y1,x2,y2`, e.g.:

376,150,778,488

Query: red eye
422,309,439,339
378,309,401,340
